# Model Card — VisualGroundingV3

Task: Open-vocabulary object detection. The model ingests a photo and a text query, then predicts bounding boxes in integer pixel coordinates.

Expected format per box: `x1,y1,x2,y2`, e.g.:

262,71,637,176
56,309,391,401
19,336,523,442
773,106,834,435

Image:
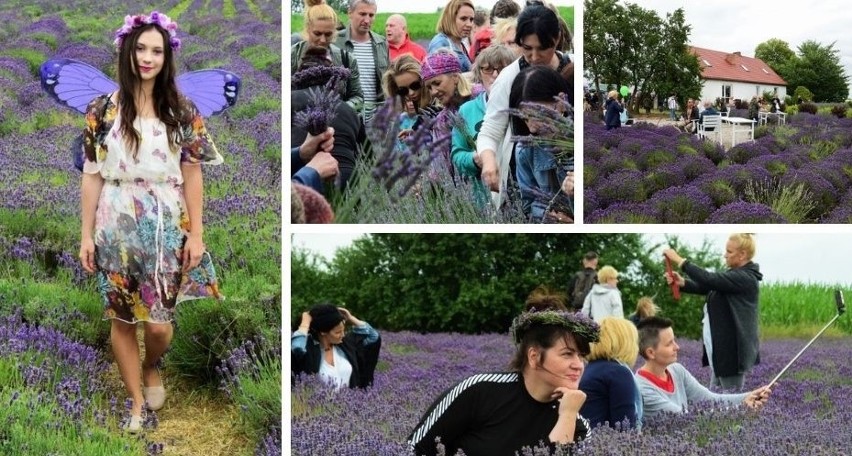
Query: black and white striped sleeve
407,373,515,456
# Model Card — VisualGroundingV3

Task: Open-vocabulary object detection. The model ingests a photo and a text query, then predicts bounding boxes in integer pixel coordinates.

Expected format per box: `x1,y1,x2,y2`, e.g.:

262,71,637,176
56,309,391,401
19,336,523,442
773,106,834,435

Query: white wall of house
700,79,787,104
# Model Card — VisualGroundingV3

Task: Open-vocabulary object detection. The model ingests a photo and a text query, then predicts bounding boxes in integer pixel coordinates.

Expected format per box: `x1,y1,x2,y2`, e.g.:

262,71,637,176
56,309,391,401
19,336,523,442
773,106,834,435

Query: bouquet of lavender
508,95,574,162
292,66,350,135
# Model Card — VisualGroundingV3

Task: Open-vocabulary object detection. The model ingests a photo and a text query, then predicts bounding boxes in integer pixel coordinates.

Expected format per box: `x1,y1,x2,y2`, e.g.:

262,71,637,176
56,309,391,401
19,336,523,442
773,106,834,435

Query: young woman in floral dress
79,11,222,433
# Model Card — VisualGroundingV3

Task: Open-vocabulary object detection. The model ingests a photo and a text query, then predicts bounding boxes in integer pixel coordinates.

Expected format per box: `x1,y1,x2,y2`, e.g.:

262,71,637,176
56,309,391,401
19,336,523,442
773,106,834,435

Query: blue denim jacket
515,144,573,221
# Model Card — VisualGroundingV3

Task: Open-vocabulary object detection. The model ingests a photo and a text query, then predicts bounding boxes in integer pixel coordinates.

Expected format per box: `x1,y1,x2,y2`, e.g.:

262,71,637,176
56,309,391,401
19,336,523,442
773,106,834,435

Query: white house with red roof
691,46,787,105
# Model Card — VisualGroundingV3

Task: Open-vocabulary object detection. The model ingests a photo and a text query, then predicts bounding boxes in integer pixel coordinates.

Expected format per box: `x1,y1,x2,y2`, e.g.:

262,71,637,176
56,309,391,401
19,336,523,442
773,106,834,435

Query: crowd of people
587,87,788,133
290,0,575,223
292,234,774,455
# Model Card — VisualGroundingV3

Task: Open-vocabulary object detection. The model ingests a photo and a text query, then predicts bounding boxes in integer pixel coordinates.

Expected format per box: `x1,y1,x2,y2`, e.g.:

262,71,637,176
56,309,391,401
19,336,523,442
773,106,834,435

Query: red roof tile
690,46,787,85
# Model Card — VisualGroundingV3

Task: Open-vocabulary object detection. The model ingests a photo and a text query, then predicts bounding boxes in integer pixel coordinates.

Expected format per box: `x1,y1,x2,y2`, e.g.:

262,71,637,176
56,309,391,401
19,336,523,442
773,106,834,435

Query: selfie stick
766,290,846,389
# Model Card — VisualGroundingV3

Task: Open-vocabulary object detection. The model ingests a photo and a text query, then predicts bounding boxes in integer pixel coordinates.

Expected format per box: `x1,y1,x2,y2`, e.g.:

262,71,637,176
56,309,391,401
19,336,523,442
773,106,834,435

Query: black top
408,372,590,456
291,88,366,191
681,260,763,377
291,330,381,388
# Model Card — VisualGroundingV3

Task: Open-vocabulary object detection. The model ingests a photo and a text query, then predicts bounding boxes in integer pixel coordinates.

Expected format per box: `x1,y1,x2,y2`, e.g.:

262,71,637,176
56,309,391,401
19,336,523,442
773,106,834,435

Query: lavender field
291,331,852,455
584,113,852,223
1,1,280,454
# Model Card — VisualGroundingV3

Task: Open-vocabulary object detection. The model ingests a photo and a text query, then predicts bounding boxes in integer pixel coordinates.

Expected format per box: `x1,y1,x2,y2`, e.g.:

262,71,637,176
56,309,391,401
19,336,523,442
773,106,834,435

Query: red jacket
389,34,426,63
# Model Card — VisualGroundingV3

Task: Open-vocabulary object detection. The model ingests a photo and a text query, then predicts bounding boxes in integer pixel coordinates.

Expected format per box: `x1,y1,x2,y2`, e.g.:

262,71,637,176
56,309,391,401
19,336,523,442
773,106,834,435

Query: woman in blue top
451,45,515,204
428,0,475,72
291,304,381,389
579,316,643,430
509,65,573,222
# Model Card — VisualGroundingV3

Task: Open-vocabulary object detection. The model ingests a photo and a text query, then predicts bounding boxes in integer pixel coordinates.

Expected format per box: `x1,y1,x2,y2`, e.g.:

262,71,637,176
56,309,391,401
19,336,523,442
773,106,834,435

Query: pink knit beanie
421,52,461,81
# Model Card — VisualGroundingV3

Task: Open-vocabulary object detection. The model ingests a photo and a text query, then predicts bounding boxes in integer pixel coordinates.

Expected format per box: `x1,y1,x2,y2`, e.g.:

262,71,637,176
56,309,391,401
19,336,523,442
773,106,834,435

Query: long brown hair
116,24,183,156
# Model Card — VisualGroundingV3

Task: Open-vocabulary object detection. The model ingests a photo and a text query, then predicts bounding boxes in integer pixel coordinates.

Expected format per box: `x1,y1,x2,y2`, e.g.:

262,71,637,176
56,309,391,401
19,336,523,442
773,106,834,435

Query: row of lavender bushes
584,112,852,223
292,331,852,455
0,1,281,453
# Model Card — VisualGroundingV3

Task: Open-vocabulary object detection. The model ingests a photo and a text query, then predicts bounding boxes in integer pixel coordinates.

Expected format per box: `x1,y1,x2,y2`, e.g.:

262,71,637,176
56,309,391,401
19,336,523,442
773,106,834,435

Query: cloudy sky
291,232,852,286
633,0,852,92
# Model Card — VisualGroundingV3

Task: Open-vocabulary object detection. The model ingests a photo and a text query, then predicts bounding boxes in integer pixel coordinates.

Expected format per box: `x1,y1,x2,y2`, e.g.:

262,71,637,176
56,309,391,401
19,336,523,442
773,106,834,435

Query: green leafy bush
799,102,818,114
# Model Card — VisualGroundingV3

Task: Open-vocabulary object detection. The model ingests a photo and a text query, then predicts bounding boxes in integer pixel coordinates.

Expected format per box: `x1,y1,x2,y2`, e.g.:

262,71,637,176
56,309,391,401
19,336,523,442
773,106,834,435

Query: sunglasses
396,80,422,97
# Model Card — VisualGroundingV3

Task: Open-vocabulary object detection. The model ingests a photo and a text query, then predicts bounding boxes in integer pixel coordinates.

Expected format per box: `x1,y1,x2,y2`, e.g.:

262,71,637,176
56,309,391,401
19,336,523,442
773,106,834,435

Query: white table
722,117,756,146
758,111,786,125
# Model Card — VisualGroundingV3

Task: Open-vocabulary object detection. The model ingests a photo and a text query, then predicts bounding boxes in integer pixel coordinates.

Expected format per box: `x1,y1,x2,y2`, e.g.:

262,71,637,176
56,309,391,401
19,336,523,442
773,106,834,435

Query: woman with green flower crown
408,306,599,456
79,11,223,433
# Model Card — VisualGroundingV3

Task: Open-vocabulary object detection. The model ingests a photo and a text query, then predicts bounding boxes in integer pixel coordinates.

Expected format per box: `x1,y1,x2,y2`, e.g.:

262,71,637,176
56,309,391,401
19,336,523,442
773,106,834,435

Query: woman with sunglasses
475,4,571,209
451,45,515,203
381,55,441,151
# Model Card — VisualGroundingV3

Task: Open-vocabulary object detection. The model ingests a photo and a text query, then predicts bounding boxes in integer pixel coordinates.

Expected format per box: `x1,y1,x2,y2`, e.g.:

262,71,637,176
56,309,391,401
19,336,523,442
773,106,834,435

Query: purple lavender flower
586,202,659,224
707,201,788,223
595,170,646,207
647,185,714,223
293,85,341,136
780,169,837,219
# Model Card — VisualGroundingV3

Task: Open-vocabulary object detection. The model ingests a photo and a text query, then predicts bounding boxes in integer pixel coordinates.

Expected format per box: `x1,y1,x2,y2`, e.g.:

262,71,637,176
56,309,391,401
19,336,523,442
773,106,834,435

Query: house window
722,85,732,105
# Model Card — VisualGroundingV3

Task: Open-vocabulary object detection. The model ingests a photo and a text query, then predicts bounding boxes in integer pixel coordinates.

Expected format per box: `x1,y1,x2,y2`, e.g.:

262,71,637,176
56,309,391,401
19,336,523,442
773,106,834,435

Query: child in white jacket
582,266,624,322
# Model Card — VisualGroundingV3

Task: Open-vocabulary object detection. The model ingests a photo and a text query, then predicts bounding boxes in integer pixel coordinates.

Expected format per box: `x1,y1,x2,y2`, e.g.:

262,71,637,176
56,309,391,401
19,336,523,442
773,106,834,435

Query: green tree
786,41,849,102
793,86,814,103
290,234,726,338
584,0,701,110
754,38,796,78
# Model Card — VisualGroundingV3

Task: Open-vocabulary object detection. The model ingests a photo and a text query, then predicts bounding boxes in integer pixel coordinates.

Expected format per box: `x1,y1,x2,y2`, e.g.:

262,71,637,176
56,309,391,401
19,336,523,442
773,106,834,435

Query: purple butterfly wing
177,70,241,117
40,58,117,114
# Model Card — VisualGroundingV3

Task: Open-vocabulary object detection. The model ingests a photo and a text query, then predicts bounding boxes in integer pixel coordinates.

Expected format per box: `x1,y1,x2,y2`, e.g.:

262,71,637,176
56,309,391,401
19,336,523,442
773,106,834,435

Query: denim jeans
515,145,573,221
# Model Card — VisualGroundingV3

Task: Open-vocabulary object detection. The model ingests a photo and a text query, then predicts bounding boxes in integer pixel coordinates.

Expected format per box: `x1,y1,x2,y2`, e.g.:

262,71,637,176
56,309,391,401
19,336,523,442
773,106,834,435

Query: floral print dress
83,94,223,324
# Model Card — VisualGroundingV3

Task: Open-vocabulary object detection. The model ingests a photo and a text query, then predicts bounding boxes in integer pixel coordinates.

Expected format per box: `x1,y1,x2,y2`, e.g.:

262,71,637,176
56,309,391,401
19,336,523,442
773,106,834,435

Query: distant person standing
336,0,390,122
667,93,678,120
385,14,426,62
663,233,762,391
568,251,598,312
604,90,624,130
581,266,624,323
428,0,476,72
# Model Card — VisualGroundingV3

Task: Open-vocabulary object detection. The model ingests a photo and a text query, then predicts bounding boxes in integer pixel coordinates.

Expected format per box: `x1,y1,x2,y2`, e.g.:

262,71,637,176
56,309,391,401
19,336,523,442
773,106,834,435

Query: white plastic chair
697,114,722,143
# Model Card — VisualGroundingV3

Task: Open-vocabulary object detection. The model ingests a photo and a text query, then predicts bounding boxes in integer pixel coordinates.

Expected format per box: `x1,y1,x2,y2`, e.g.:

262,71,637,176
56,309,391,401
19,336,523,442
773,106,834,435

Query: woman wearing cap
475,4,572,208
408,309,598,456
422,50,473,176
291,304,381,389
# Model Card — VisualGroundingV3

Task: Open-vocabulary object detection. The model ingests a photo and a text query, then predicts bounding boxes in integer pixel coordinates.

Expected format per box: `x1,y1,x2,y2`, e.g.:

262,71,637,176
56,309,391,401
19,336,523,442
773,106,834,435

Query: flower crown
510,310,600,345
114,11,181,52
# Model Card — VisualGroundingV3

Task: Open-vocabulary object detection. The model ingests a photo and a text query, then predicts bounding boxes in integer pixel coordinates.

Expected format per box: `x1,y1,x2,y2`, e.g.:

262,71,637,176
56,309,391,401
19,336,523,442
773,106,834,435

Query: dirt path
99,329,254,456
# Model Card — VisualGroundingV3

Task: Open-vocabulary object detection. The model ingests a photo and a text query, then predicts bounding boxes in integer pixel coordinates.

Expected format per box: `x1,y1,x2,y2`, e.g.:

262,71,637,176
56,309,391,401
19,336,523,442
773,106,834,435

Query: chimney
725,51,742,64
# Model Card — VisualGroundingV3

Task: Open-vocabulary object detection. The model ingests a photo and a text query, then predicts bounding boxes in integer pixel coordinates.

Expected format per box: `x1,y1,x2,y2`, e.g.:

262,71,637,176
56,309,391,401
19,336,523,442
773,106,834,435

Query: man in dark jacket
567,251,598,311
662,234,762,391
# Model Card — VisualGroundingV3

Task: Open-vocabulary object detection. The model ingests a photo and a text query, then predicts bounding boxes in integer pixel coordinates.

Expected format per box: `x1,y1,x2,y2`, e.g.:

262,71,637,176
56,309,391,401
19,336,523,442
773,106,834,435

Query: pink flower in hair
114,11,181,52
